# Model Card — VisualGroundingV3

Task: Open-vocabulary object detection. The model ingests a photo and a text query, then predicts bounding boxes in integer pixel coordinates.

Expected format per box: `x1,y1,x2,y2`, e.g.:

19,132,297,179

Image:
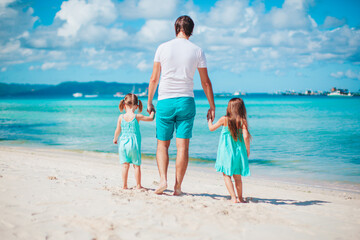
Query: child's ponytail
119,99,125,112
138,100,143,113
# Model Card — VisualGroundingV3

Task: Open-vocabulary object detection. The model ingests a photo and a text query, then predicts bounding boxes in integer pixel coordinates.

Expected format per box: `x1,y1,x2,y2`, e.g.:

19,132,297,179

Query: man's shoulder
158,39,204,53
158,39,176,48
187,40,202,49
185,41,204,54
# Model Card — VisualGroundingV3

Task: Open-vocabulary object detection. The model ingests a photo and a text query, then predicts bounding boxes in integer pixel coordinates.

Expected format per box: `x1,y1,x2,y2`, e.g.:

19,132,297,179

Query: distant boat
327,90,353,97
84,94,98,98
136,88,148,97
72,92,83,98
233,91,246,96
113,92,125,98
327,88,352,97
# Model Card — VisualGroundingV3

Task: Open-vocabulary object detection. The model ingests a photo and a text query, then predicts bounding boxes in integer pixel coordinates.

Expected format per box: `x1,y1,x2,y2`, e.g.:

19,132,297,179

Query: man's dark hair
175,15,194,37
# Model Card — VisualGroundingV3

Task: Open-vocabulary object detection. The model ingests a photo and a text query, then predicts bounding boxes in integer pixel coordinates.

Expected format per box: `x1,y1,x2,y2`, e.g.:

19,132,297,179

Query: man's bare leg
155,140,170,194
174,138,189,196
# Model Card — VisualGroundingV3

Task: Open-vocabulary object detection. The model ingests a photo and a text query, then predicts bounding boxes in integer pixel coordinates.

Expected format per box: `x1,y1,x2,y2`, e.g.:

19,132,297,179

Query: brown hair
226,98,251,141
175,15,194,37
119,93,143,112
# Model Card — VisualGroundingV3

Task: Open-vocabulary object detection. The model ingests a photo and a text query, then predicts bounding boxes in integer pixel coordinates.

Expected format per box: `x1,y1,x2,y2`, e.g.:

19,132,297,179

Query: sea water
1,96,359,187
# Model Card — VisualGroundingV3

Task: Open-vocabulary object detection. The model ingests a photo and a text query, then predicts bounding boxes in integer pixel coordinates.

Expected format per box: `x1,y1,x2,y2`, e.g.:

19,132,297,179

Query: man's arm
198,67,215,121
147,62,161,114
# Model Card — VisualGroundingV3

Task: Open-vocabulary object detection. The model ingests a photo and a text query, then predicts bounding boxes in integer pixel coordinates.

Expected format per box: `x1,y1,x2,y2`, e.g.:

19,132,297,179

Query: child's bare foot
155,181,167,194
239,197,246,203
230,197,239,203
123,186,128,190
136,185,144,190
173,188,183,196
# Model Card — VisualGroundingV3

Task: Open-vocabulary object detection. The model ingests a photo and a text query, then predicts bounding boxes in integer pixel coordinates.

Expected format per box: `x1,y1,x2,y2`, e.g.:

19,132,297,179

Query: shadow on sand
246,197,330,206
187,193,330,206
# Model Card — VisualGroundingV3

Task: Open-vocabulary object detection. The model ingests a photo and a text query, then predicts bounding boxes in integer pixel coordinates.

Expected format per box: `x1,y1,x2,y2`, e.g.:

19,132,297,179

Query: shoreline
0,145,359,239
1,141,359,193
0,144,359,197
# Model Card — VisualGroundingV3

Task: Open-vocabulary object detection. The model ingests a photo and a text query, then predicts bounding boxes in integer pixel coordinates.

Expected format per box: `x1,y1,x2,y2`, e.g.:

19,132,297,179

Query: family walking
113,16,251,203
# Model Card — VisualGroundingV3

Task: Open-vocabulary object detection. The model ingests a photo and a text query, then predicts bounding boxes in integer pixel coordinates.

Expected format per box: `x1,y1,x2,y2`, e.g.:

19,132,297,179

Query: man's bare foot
123,186,128,190
155,182,167,194
173,188,183,196
230,197,239,203
136,185,144,190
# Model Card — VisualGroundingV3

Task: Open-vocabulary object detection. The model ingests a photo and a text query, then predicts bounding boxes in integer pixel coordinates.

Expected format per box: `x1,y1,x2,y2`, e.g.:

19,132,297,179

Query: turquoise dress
215,126,250,176
118,115,141,166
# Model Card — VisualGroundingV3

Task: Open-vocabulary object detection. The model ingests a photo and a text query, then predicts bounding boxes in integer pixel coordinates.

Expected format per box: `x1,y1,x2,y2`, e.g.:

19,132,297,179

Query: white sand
0,145,359,240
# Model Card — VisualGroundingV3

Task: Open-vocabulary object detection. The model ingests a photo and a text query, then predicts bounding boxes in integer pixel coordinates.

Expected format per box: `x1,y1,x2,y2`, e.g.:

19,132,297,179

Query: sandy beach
0,145,359,239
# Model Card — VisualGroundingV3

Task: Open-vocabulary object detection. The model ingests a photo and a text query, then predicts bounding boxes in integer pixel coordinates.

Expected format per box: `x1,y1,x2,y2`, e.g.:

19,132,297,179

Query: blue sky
0,0,359,93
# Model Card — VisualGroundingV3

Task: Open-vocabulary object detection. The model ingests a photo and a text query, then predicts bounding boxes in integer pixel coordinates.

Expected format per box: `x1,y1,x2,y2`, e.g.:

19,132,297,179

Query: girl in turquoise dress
113,93,155,189
208,98,251,203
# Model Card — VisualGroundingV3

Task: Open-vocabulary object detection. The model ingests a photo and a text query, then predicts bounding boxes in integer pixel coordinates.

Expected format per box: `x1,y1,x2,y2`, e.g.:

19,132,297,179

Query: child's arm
208,116,225,131
242,126,250,157
136,110,155,122
113,115,122,144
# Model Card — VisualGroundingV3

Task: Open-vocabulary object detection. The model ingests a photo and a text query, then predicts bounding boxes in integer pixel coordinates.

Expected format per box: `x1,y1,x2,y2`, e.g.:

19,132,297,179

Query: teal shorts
156,97,196,141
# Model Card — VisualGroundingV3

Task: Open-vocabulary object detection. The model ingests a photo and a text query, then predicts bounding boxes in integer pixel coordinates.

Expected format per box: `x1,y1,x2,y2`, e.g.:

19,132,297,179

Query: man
147,15,215,195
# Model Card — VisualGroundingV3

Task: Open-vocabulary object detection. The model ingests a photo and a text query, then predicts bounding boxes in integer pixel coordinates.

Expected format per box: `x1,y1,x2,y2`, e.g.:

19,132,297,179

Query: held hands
147,102,155,115
207,108,215,122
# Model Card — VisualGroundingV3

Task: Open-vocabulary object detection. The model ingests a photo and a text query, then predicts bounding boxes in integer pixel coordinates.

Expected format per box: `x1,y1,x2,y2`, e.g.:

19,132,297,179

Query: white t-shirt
154,38,207,100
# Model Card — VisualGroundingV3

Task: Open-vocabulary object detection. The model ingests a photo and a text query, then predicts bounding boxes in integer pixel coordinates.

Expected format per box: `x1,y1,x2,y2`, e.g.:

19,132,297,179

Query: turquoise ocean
1,96,359,189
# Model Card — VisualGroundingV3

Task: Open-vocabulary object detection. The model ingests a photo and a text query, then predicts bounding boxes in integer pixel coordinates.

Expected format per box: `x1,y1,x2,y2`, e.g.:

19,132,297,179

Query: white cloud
331,70,360,80
56,0,117,38
208,0,245,26
266,0,313,30
330,72,344,78
41,62,68,70
0,0,360,76
0,40,20,54
118,0,178,19
283,0,314,11
84,60,123,70
107,28,128,43
82,47,105,57
0,4,38,45
136,20,173,43
322,16,346,29
345,69,360,80
0,0,16,7
48,51,66,60
136,60,151,71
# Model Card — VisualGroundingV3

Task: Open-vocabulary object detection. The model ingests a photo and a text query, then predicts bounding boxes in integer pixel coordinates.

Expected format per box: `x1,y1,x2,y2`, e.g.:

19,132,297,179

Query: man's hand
147,102,155,114
113,138,117,144
207,108,215,122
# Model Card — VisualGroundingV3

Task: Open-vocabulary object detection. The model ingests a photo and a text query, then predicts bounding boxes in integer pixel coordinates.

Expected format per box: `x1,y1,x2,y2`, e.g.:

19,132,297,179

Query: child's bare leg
133,165,142,189
223,173,238,203
122,163,130,189
233,174,245,203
